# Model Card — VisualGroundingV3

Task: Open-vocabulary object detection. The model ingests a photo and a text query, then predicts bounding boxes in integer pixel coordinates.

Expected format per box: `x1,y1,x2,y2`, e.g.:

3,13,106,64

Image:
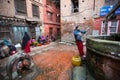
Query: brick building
60,0,104,42
0,0,43,43
42,0,60,40
93,0,120,35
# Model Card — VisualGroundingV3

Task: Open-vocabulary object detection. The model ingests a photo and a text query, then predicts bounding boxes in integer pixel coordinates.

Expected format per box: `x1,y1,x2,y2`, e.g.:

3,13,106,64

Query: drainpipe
93,0,95,10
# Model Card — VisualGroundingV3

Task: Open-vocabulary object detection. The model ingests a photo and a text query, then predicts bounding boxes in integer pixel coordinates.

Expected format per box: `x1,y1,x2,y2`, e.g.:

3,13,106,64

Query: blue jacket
73,29,86,41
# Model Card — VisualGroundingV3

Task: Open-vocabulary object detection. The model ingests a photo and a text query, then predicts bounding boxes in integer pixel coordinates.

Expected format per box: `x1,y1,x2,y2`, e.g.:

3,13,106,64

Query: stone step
29,42,56,56
73,66,86,80
73,66,95,80
30,42,56,51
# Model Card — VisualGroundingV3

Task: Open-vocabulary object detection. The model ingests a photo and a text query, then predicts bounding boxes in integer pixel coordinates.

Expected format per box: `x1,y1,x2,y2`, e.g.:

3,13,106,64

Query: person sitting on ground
37,35,42,44
45,35,50,42
31,37,38,47
50,35,56,42
41,36,46,44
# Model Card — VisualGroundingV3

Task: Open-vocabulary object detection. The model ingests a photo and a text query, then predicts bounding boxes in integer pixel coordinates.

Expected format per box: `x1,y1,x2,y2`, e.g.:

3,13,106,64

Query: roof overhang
26,17,42,25
26,18,40,22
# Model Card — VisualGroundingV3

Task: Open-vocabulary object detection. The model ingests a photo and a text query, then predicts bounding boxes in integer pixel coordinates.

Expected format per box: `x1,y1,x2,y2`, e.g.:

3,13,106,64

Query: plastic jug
72,55,81,66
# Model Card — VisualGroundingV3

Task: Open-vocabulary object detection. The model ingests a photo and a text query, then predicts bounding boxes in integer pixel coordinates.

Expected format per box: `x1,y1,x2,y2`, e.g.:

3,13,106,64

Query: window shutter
14,0,27,14
32,4,39,17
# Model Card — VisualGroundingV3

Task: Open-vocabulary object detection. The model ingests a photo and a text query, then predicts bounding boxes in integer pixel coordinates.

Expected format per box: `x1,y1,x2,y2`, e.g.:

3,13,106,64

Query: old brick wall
26,0,43,20
0,0,43,42
93,17,104,35
61,0,104,23
61,0,104,42
0,0,15,17
42,0,60,38
61,21,75,42
0,0,43,20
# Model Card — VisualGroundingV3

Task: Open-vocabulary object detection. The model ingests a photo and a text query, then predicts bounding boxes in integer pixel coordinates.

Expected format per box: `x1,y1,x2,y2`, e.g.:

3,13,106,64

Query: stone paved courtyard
0,42,94,80
29,42,94,80
32,43,78,80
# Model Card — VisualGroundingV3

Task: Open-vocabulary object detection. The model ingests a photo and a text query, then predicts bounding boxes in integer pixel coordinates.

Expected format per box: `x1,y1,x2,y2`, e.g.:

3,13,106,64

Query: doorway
49,27,53,36
57,28,61,39
12,26,28,43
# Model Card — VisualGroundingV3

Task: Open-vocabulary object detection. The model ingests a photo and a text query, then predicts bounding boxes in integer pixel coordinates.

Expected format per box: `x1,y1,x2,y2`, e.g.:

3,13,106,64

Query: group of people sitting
30,35,56,47
21,32,56,54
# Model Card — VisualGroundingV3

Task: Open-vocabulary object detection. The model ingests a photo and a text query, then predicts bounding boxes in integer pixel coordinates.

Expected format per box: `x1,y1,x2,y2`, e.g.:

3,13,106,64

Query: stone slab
73,66,86,80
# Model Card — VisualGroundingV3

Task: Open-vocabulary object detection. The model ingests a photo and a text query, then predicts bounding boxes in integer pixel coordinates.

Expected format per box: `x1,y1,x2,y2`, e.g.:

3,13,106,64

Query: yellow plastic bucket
72,55,81,66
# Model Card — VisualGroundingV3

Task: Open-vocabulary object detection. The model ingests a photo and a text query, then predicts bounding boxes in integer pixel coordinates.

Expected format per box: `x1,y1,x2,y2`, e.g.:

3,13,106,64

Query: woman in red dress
73,26,89,58
21,32,31,54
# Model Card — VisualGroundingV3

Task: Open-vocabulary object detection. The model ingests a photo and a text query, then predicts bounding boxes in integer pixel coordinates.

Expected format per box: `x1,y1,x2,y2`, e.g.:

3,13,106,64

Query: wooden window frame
32,4,39,18
47,11,53,21
14,0,27,14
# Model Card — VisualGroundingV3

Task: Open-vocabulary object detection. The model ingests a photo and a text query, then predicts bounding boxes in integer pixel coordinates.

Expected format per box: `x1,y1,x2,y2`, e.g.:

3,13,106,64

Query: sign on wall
100,5,120,17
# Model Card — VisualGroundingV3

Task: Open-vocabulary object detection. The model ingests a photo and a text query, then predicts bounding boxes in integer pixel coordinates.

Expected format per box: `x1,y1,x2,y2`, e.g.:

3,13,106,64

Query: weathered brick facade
42,0,60,39
60,0,104,42
0,0,15,16
0,0,43,43
0,0,43,20
93,0,120,35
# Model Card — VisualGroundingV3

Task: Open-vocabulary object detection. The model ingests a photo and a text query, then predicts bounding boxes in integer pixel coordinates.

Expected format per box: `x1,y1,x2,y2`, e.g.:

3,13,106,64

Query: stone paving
30,42,57,56
31,42,78,80
29,42,94,80
0,42,94,80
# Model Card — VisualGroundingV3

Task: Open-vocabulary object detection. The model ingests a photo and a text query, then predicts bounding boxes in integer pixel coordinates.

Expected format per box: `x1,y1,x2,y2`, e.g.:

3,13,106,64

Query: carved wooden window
32,4,39,18
14,0,27,14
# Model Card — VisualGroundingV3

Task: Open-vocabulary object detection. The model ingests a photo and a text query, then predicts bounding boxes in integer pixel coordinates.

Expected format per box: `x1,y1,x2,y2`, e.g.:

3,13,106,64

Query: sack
15,43,21,51
15,43,21,48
